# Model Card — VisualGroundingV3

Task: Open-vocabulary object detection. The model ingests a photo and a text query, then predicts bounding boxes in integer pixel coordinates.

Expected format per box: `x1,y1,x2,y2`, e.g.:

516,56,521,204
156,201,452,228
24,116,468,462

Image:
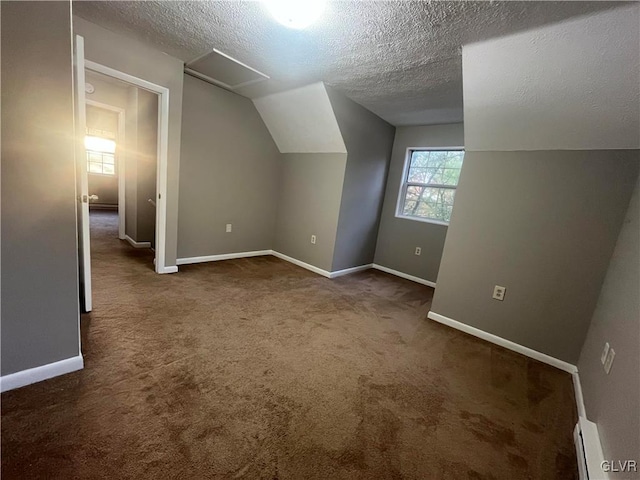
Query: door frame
84,60,171,274
74,35,92,311
85,99,126,240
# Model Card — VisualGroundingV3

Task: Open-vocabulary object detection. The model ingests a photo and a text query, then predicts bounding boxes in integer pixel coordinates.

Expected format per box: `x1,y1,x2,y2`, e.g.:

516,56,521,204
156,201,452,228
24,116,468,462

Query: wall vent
185,49,269,91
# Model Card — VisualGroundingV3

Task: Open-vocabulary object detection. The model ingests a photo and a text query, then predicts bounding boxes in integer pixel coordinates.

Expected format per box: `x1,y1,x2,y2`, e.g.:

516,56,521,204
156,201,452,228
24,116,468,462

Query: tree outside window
397,149,464,224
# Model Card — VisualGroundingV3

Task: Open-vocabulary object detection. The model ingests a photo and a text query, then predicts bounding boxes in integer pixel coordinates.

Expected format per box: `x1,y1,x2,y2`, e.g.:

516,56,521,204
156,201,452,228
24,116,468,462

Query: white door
74,35,92,312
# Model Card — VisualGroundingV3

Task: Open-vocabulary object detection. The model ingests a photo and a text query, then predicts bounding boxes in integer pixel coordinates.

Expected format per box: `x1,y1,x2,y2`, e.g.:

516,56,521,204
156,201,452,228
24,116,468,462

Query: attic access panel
185,49,269,90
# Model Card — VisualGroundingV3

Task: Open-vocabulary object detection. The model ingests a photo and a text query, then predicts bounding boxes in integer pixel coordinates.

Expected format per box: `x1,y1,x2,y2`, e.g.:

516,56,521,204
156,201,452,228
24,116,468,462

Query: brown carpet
1,211,578,479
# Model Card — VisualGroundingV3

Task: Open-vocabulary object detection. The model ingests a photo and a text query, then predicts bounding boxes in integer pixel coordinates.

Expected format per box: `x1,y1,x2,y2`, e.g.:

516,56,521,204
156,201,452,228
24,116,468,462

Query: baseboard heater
574,417,607,480
88,204,117,211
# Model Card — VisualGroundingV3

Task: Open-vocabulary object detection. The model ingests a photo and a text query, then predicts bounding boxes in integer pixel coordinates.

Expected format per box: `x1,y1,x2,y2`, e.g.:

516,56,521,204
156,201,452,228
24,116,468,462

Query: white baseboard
177,249,374,280
174,250,437,287
372,264,437,288
271,251,332,278
329,263,373,278
124,235,151,249
0,354,84,393
158,265,178,274
427,311,577,374
177,250,271,266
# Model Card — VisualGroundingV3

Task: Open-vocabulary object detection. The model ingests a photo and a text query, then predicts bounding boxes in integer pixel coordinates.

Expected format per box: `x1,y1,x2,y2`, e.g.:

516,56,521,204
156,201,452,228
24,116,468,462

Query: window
85,135,116,175
397,149,464,224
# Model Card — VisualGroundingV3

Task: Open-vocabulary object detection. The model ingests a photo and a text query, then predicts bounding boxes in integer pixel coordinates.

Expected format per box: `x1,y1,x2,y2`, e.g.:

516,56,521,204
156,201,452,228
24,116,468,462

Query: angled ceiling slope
253,82,346,154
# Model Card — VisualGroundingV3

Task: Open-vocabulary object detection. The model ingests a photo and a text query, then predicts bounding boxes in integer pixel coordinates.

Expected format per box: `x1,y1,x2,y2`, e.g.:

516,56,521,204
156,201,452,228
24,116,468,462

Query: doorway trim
84,60,171,274
85,99,126,240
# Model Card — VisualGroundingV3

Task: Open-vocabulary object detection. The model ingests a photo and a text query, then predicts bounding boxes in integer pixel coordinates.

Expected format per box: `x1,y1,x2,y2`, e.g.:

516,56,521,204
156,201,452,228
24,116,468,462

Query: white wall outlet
604,348,615,374
311,235,317,244
600,342,610,365
492,285,506,301
225,224,232,233
415,247,422,256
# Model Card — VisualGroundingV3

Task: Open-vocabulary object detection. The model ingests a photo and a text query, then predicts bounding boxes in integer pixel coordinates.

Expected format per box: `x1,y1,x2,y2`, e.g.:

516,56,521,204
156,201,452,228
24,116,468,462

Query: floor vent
574,417,607,480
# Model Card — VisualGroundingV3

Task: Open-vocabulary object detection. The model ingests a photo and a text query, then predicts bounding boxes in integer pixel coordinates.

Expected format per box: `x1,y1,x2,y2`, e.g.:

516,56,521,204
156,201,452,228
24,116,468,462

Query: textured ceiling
73,1,622,126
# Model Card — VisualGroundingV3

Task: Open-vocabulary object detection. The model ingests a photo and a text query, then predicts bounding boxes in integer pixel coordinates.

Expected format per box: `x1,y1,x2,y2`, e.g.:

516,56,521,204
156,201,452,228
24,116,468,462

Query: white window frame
395,147,465,226
86,145,116,176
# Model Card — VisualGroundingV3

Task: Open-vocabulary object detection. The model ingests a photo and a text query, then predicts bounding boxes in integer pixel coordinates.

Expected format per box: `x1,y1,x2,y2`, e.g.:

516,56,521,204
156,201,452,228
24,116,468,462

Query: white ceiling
73,1,622,126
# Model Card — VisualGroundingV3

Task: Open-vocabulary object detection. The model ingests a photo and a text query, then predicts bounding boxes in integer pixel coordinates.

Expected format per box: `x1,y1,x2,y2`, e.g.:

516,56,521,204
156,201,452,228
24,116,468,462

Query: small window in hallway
397,149,464,224
85,135,116,175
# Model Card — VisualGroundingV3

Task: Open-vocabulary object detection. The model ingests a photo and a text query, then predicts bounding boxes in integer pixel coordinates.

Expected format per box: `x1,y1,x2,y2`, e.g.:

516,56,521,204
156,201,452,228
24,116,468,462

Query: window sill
88,172,116,177
395,214,449,227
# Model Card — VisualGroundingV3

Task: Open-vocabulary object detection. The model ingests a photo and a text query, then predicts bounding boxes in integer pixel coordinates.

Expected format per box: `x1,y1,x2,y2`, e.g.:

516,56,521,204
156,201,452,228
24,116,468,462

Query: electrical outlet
492,285,506,301
601,342,610,365
604,348,616,374
415,247,421,256
311,235,317,245
225,224,232,233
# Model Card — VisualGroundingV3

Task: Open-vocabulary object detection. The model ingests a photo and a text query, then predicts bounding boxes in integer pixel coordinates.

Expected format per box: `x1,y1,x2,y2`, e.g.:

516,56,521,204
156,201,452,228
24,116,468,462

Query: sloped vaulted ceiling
73,1,623,126
253,83,347,154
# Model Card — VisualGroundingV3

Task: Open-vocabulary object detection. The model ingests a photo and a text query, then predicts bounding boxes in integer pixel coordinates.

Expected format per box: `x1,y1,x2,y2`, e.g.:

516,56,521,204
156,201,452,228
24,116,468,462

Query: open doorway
74,34,171,312
85,70,158,254
85,101,123,233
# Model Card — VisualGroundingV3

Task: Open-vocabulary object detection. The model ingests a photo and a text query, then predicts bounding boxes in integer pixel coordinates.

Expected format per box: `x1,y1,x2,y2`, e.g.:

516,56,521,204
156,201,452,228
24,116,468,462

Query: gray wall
135,89,158,244
120,86,158,243
274,153,347,272
88,175,118,207
177,74,280,258
1,1,80,375
578,175,640,478
374,124,464,282
326,88,395,271
253,82,395,273
86,71,129,110
431,151,638,363
74,16,184,267
431,4,640,369
86,105,119,206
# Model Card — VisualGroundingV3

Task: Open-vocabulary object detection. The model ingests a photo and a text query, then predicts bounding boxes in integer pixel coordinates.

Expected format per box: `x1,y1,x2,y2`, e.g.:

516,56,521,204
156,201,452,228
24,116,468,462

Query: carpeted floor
1,211,578,479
